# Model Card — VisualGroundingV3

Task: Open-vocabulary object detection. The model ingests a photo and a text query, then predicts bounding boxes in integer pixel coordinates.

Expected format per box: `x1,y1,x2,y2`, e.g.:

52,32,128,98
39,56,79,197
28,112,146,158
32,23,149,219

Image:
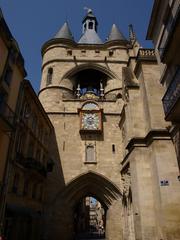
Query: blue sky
0,0,153,92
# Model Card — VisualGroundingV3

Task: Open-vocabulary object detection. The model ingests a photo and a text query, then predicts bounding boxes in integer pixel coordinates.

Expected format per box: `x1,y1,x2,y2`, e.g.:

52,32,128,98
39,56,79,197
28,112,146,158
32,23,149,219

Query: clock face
81,113,100,130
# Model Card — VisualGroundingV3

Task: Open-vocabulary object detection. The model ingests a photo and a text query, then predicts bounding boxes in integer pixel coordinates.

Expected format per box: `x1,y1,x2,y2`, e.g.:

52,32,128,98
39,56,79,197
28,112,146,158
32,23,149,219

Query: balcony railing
137,49,156,61
26,157,47,176
16,153,47,177
162,67,180,120
0,100,14,129
138,49,155,57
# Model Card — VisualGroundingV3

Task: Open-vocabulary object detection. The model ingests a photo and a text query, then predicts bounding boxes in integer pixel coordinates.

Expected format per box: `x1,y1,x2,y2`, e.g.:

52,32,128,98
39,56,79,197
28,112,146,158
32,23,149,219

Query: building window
12,173,20,193
23,179,29,196
0,89,7,111
109,50,114,57
16,132,23,154
31,114,37,132
27,140,34,158
86,144,96,162
36,149,41,161
63,141,65,151
4,65,13,86
112,144,115,153
39,185,43,201
67,49,72,56
47,67,53,85
89,21,94,29
39,128,43,141
20,102,31,120
32,183,37,199
42,154,46,165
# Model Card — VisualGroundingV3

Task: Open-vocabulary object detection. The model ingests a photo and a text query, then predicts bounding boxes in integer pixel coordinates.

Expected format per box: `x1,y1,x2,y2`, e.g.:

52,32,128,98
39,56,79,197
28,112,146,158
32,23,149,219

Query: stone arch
60,63,120,82
47,171,123,240
62,171,122,208
59,63,121,100
81,101,100,110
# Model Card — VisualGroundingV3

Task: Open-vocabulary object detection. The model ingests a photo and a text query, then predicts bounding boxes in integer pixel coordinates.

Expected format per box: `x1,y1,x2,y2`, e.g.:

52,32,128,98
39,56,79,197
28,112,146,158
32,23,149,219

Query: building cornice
41,58,128,71
41,38,130,56
134,48,157,74
121,129,171,168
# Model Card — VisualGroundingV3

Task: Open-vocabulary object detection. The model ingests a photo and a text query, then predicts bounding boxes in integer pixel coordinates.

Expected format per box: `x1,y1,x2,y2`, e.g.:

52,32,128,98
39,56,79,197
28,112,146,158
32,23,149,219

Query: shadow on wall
41,128,66,240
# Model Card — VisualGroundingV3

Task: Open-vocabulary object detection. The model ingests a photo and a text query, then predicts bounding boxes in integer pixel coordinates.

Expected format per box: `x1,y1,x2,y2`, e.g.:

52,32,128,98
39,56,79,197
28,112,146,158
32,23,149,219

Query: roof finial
129,24,136,43
84,7,93,14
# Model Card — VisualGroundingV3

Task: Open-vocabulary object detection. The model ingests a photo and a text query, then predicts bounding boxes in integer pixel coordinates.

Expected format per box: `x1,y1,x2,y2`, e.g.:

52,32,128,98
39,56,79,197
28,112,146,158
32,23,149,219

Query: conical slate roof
107,24,127,42
79,29,103,44
54,22,74,40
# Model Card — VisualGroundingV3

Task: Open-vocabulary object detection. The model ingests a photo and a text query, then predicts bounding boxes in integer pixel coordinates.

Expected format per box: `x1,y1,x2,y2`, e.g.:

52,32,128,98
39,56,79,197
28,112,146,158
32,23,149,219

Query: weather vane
84,7,92,14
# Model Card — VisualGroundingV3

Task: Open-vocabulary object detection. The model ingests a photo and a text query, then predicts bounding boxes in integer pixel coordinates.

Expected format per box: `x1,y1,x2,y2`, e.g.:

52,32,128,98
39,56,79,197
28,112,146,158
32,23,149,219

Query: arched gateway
39,9,180,240
47,172,123,239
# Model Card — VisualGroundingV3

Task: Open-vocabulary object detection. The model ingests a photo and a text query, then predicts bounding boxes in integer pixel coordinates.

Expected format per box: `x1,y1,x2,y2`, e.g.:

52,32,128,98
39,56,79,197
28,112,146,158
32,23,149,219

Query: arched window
82,102,99,110
86,144,96,162
47,67,53,85
88,21,94,29
39,185,44,201
12,173,20,193
32,183,37,199
27,139,35,158
23,179,30,196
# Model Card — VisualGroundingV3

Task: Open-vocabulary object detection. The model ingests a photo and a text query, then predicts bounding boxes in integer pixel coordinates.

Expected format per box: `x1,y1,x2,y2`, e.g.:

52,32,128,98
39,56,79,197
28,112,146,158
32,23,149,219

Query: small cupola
82,8,98,33
79,9,102,44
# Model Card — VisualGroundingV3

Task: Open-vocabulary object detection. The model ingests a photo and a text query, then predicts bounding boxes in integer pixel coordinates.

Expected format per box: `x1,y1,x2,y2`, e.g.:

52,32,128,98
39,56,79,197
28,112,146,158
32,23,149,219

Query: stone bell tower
39,9,180,240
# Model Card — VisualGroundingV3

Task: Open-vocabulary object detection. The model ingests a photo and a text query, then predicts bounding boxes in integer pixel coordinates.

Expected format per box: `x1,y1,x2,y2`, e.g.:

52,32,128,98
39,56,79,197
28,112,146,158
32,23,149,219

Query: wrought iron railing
16,153,47,177
138,49,155,58
162,67,180,117
26,157,47,177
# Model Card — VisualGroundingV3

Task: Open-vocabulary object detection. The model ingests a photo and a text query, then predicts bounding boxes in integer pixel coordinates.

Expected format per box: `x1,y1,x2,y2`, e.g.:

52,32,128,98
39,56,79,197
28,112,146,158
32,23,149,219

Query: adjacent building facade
0,10,54,239
0,8,27,235
39,9,180,240
4,80,54,240
147,0,180,170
